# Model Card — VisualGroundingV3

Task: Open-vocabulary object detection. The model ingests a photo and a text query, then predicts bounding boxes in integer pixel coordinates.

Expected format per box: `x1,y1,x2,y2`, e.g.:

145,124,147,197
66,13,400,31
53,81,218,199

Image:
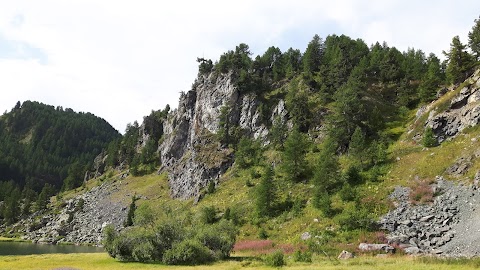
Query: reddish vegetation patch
233,240,299,255
409,179,434,205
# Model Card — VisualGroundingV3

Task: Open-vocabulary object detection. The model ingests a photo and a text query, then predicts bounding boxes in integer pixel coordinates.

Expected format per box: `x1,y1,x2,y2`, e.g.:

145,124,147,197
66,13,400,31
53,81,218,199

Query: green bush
132,241,155,262
422,127,437,147
199,206,217,224
195,220,237,260
293,250,312,263
259,227,268,239
264,250,286,267
162,239,213,265
103,217,238,265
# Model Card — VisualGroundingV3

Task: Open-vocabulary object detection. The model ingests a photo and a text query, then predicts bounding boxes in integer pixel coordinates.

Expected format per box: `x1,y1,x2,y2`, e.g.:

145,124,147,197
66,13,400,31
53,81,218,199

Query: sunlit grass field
1,253,480,270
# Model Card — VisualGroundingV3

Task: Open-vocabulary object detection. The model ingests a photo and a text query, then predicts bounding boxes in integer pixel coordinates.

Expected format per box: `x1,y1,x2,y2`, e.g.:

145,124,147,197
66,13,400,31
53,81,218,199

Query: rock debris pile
380,177,480,257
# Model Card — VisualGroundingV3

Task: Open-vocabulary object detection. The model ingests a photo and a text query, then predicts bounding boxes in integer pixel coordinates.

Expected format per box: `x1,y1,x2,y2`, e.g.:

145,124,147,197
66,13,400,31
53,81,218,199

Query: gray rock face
426,70,480,143
380,177,480,257
445,155,473,176
159,72,286,199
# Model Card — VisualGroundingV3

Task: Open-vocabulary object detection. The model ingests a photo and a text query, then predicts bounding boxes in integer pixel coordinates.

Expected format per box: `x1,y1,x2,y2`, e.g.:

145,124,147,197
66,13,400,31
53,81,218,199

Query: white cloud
0,0,479,132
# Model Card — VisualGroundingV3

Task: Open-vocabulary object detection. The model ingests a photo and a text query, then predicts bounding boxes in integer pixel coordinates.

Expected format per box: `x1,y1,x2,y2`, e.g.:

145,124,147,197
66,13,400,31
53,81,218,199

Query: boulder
338,250,354,259
358,243,395,253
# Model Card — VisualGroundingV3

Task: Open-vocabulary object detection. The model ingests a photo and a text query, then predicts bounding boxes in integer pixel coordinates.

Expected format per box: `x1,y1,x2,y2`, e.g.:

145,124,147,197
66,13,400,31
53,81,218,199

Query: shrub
313,190,335,217
75,198,84,212
422,127,437,147
335,202,374,231
207,181,215,194
104,215,237,265
153,220,185,256
102,225,117,257
162,239,214,265
293,250,312,263
339,184,356,202
132,241,155,262
199,206,217,224
259,227,268,239
264,250,286,267
195,220,237,259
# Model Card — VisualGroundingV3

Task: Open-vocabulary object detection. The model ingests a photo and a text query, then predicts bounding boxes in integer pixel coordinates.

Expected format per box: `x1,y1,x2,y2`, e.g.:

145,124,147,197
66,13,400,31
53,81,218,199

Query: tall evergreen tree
254,166,275,218
468,16,480,61
312,138,340,214
281,128,309,183
348,126,366,164
444,36,475,84
303,34,324,75
419,53,444,102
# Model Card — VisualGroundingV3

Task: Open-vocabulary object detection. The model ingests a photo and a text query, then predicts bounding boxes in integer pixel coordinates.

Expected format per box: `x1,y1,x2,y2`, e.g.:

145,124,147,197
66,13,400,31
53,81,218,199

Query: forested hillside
0,101,120,223
2,15,480,266
89,17,480,264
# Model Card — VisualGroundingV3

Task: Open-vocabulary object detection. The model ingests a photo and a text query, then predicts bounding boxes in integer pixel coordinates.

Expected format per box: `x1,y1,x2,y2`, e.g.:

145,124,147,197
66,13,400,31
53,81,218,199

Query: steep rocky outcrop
158,72,285,199
426,70,480,143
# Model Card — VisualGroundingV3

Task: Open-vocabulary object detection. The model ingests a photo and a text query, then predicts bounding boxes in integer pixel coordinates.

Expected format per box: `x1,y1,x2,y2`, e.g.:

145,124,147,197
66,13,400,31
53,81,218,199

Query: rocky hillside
158,72,285,200
379,69,480,257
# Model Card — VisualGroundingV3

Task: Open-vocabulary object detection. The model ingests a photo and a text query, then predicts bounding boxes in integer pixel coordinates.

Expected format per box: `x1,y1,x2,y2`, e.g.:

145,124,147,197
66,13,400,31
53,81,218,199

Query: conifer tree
348,126,366,163
303,34,324,75
281,128,309,183
468,16,480,61
255,166,275,218
444,36,475,84
419,53,444,102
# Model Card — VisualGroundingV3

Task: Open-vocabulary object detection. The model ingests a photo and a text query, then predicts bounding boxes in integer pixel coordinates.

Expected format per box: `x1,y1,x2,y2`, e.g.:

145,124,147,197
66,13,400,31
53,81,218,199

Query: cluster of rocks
380,177,480,256
14,182,127,246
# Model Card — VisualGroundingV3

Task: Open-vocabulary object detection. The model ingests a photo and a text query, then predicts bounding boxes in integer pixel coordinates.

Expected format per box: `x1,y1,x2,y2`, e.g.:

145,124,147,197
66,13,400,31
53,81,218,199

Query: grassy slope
1,253,480,270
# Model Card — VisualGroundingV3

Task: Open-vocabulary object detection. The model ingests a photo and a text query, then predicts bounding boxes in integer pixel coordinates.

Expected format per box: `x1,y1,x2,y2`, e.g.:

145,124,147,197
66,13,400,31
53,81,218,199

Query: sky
0,1,479,133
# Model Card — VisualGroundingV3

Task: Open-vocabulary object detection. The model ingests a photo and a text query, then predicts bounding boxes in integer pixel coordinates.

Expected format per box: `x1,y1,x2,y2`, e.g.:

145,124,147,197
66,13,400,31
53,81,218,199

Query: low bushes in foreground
103,219,237,265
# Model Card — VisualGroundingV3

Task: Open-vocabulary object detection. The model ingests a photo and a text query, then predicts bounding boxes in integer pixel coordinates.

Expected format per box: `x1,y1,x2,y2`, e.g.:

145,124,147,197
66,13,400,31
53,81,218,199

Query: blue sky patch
0,33,48,64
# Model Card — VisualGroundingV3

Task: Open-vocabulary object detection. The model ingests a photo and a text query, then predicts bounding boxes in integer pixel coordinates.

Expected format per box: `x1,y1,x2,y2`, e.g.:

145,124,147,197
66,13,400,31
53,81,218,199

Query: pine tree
255,166,275,218
419,53,444,102
303,34,324,75
444,36,475,84
281,128,309,183
124,195,137,227
36,184,53,211
235,137,261,169
423,127,437,147
217,105,231,146
312,138,340,194
348,126,366,164
3,187,21,224
328,75,366,150
269,115,287,149
468,16,480,61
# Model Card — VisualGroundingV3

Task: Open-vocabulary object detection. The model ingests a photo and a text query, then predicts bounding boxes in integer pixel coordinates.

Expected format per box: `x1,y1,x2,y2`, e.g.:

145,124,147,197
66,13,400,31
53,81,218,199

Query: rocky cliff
158,72,285,200
426,69,480,143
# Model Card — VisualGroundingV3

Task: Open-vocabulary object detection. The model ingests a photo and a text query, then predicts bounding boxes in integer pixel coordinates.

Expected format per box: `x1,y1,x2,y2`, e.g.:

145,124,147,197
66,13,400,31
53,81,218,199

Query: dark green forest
0,101,120,223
